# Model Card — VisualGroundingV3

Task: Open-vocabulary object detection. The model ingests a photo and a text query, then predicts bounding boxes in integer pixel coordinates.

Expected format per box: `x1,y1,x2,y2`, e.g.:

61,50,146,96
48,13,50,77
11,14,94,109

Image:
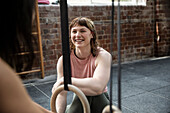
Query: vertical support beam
110,0,115,112
117,0,122,110
153,0,158,57
35,0,45,78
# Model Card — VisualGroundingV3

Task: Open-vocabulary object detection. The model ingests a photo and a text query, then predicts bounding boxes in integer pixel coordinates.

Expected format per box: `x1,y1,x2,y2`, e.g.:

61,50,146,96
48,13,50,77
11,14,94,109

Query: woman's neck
75,46,91,59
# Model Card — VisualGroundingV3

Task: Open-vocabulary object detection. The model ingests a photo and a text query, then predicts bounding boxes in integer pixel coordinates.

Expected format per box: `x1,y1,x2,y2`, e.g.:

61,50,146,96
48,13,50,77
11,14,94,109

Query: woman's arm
0,59,53,113
52,56,67,113
72,50,112,96
33,102,53,113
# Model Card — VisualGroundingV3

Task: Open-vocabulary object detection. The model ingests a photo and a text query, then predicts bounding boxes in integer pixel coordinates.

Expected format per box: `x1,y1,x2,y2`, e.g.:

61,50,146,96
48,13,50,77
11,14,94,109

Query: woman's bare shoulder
97,47,111,58
95,47,112,66
0,59,44,113
0,58,17,81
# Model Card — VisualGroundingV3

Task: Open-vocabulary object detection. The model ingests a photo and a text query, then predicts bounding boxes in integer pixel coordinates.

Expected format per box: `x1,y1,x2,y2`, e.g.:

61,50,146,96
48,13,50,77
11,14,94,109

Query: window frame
68,0,146,6
48,0,146,6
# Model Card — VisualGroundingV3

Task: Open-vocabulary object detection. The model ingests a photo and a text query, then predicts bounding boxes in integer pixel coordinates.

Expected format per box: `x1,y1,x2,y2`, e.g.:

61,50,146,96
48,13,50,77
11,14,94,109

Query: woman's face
71,25,93,49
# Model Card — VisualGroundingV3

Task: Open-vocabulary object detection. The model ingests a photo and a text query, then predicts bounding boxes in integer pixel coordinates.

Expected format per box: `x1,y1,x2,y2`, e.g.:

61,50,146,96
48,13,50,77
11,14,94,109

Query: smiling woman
69,17,99,57
52,17,112,113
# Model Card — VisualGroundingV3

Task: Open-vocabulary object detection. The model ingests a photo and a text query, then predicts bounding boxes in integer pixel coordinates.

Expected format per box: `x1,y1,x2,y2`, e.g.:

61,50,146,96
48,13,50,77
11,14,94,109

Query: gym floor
23,57,170,113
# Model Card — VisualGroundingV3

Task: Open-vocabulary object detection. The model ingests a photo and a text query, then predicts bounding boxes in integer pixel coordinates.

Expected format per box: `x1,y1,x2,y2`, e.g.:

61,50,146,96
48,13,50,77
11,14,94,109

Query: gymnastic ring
50,84,90,113
102,105,122,113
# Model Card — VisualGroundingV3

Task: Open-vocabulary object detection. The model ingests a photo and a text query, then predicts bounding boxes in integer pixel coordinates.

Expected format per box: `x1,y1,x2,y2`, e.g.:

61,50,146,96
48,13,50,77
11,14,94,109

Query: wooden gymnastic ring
50,84,90,113
102,105,122,113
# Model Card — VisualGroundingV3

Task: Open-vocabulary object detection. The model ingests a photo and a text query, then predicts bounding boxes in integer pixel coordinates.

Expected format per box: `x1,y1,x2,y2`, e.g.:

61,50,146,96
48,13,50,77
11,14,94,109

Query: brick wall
38,0,170,76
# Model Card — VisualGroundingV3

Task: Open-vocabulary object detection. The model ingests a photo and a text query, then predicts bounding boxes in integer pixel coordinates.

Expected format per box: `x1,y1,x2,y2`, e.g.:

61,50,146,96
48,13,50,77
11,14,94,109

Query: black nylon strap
59,0,72,90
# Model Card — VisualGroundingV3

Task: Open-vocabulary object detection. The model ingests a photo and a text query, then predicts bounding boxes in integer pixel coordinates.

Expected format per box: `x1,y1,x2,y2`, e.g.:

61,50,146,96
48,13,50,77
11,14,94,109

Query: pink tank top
70,49,107,92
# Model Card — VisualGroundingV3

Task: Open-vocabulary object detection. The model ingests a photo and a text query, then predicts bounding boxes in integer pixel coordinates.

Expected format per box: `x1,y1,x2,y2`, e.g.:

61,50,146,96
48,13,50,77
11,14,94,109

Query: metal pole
153,0,158,57
110,0,115,112
117,0,122,110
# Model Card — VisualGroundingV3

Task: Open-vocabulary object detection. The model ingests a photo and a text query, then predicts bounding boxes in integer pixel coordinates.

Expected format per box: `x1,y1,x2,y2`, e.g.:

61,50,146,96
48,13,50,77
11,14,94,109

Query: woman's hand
51,77,64,94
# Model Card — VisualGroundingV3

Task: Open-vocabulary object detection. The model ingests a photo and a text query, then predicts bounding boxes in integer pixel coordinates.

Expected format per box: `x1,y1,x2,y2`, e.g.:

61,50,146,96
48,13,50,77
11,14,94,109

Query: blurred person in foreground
0,0,53,113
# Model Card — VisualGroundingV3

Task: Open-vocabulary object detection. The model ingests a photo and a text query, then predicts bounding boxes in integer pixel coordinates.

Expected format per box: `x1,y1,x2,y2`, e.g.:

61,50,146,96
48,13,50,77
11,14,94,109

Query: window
49,0,146,6
67,0,146,6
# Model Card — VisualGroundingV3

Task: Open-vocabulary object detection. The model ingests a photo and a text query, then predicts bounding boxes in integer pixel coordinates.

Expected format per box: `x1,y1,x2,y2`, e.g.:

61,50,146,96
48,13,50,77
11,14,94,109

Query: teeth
76,40,82,42
75,39,84,42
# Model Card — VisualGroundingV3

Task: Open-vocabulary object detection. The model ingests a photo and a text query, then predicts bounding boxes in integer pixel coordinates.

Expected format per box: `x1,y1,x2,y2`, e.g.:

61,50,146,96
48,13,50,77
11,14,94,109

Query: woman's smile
74,38,85,43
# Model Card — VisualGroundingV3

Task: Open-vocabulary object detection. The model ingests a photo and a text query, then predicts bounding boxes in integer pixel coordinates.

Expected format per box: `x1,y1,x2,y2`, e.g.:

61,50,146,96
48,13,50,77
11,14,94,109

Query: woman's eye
72,31,77,33
80,30,86,33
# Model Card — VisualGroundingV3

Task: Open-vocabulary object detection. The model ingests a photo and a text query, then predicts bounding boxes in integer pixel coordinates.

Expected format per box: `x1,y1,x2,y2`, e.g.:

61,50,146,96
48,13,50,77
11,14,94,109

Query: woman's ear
91,32,94,38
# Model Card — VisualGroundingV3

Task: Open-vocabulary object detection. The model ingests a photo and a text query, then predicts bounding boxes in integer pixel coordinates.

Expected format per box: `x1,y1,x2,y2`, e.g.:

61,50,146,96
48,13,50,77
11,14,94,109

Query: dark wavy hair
0,0,35,71
69,17,99,57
